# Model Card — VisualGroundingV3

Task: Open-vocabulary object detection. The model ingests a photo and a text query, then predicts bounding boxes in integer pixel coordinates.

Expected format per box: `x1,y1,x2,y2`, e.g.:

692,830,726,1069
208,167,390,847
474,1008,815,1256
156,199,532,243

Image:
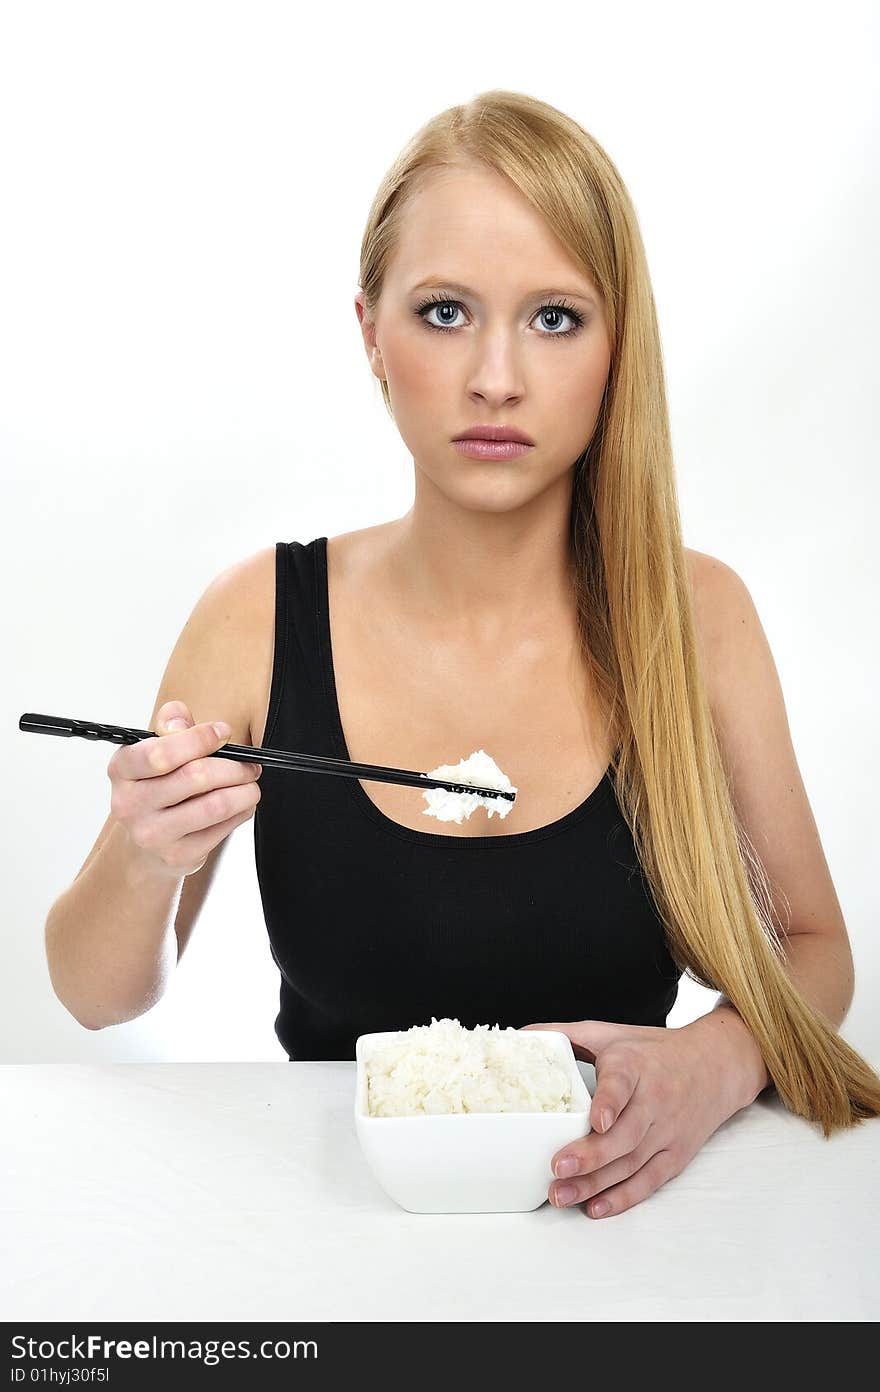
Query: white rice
420,749,517,824
364,1016,574,1117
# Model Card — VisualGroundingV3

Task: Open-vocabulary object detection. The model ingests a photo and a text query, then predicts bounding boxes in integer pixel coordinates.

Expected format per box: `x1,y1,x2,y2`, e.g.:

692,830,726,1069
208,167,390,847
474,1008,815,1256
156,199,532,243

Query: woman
46,89,880,1221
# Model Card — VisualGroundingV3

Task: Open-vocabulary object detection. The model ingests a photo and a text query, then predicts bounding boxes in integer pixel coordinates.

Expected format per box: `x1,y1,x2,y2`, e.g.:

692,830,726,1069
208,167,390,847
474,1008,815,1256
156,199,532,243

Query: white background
2,0,876,1062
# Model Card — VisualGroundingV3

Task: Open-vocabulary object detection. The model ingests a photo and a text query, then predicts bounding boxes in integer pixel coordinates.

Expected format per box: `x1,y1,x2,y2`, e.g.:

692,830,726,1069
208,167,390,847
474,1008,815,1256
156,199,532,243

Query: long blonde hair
356,89,880,1137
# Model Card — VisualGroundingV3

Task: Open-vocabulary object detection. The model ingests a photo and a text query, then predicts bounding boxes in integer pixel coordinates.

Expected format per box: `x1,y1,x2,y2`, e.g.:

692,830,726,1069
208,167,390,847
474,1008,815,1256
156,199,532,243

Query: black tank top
253,537,682,1060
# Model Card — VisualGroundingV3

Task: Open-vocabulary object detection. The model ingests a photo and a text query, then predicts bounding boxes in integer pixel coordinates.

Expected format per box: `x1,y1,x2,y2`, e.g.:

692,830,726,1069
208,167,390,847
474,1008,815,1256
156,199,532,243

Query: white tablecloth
3,1061,878,1322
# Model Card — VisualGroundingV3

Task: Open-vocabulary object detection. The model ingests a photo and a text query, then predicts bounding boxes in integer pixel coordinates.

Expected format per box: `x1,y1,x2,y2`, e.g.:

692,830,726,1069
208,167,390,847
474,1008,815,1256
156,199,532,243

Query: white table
3,1062,878,1322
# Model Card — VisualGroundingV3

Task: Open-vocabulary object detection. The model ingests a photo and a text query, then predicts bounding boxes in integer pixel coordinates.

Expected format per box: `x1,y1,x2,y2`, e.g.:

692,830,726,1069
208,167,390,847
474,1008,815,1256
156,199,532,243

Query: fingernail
601,1109,614,1132
212,721,231,741
165,718,188,731
556,1156,578,1178
591,1199,610,1217
555,1185,578,1205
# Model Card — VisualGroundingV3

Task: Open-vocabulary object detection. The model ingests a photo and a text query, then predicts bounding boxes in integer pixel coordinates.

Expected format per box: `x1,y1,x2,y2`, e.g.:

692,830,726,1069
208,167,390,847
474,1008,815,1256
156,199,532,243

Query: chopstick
18,713,517,803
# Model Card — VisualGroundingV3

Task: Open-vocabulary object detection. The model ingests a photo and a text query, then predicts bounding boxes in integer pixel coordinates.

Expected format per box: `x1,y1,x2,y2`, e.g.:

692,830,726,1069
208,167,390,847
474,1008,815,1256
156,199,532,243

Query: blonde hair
356,89,880,1137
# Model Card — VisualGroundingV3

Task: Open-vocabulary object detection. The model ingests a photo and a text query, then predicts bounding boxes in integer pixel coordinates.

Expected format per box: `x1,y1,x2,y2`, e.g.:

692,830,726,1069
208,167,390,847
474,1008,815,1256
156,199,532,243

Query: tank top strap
260,538,329,755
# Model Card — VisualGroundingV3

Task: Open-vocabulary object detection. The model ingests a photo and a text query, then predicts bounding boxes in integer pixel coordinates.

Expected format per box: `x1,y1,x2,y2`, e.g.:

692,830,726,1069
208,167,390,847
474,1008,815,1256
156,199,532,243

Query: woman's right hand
107,700,263,879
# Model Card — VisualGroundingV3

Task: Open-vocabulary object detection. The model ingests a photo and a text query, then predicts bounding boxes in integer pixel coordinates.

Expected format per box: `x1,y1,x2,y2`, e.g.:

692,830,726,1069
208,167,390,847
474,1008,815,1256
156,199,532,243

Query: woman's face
355,162,612,513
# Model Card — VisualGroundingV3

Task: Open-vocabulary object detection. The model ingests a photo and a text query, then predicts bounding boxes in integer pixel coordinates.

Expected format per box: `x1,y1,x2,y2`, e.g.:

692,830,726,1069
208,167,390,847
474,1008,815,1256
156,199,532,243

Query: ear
354,287,385,381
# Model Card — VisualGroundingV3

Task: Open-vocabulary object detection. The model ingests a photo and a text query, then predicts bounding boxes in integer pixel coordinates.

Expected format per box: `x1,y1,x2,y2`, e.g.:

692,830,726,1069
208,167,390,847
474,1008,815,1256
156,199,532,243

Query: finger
520,1019,630,1066
552,1053,639,1176
137,775,262,847
589,1057,639,1137
551,1125,659,1209
552,1095,651,1182
159,751,263,811
144,801,260,875
579,1147,678,1220
110,720,247,815
518,1022,600,1066
156,702,194,733
143,747,262,824
140,720,231,779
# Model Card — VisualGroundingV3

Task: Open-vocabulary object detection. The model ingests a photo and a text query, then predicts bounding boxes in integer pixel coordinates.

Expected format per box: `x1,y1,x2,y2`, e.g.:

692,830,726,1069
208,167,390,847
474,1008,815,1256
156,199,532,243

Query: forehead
389,164,595,293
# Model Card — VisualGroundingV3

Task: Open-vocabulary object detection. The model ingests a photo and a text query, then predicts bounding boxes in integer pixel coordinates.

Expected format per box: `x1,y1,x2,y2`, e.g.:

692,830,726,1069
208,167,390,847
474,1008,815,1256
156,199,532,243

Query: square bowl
354,1029,592,1213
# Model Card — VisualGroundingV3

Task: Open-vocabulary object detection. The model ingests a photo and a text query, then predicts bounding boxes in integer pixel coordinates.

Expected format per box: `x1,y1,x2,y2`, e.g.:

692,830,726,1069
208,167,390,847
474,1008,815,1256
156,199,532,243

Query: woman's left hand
519,1017,748,1220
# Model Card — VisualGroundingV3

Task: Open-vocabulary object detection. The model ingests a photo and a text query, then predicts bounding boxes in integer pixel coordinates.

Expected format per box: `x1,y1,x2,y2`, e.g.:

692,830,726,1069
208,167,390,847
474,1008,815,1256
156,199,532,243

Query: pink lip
453,425,535,445
453,439,533,460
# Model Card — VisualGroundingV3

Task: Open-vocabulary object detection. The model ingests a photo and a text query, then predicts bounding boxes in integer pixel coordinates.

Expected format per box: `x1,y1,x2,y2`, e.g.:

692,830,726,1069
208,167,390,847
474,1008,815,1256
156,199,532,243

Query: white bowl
354,1029,592,1213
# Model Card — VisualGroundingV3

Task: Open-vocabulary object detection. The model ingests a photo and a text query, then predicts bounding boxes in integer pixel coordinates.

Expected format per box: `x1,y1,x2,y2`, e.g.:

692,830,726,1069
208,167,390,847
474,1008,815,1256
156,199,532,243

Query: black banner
3,1323,559,1387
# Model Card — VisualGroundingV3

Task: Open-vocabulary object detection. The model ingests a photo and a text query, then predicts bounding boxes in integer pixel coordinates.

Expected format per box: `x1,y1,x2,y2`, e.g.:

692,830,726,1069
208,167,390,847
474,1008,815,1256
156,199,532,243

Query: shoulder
211,543,278,608
198,543,278,659
684,546,747,624
682,547,777,795
684,547,755,695
682,546,787,779
164,544,278,672
682,548,852,951
200,545,277,745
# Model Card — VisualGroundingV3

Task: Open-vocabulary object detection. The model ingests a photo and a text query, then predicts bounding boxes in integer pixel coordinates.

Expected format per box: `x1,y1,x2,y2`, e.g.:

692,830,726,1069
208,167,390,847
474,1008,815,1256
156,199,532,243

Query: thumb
519,1019,625,1066
156,701,194,734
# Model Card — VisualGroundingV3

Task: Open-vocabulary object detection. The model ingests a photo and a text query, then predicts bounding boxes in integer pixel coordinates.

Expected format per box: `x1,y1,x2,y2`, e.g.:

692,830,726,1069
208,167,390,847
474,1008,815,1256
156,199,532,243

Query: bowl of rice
354,1017,591,1213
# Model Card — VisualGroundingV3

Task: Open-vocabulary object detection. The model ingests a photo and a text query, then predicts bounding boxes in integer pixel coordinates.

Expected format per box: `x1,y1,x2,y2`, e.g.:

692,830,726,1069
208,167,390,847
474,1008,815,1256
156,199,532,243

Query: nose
463,337,527,406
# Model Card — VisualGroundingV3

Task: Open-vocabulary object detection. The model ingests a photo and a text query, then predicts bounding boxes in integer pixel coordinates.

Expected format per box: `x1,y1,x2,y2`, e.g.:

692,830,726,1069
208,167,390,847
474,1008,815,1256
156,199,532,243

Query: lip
453,424,535,445
453,439,533,461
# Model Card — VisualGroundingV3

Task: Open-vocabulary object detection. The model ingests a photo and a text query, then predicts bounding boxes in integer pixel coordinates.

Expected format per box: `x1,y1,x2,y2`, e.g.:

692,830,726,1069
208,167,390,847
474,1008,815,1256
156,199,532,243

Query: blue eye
414,294,585,339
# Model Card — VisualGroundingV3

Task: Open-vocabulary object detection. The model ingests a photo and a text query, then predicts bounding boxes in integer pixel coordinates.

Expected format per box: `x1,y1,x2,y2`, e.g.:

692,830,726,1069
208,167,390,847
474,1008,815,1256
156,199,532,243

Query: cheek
383,327,447,398
548,350,610,431
552,347,609,401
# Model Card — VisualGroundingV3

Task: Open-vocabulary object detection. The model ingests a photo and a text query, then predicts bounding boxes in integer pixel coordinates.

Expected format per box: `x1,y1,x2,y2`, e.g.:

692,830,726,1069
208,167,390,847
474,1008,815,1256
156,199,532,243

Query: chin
440,478,543,513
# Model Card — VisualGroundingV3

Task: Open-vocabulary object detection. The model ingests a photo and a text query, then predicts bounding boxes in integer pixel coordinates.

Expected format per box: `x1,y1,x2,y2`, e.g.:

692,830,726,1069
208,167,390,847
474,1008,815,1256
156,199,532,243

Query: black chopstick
18,713,517,803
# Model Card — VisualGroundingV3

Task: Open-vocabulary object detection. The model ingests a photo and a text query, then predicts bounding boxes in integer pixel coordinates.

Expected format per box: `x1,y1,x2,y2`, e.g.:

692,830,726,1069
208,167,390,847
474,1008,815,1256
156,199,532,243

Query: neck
387,476,578,646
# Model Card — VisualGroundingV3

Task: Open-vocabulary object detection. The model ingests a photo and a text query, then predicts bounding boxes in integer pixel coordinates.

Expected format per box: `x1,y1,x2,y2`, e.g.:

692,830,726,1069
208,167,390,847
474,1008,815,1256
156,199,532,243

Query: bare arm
689,930,855,1108
684,552,855,1109
44,546,273,1030
45,823,188,1029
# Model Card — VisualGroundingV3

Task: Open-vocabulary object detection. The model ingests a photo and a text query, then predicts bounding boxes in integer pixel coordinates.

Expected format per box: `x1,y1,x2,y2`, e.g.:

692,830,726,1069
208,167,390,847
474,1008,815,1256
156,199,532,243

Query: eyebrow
409,277,597,308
